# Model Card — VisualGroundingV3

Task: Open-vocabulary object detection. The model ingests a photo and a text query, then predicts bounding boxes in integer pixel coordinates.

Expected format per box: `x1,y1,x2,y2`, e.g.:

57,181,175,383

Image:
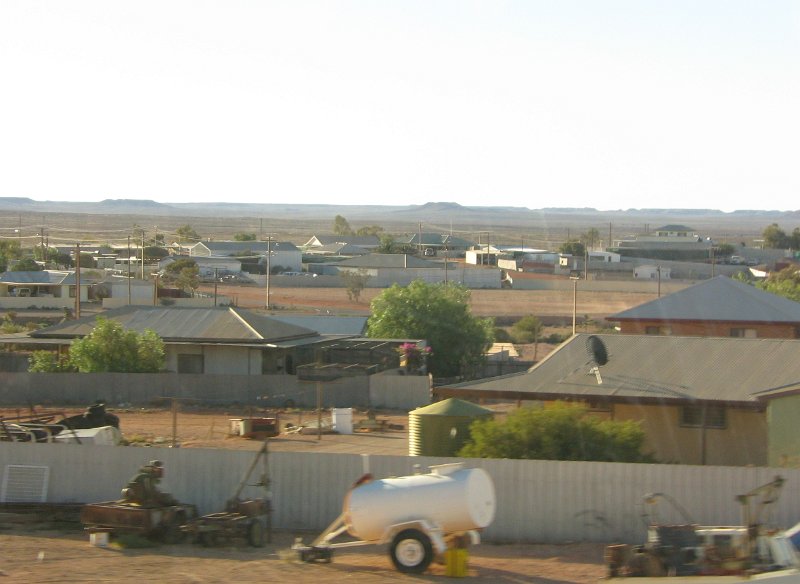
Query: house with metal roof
312,253,504,288
303,235,381,250
188,241,301,272
608,276,800,338
399,232,475,257
434,333,800,466
0,270,92,309
4,306,413,379
610,224,713,260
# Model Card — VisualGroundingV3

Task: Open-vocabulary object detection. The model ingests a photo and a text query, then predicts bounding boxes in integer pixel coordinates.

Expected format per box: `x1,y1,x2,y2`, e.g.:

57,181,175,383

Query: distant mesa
99,199,168,208
0,197,36,205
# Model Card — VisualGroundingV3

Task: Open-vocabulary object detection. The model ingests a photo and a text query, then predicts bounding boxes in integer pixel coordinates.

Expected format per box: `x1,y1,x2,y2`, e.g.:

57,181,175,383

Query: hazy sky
1,1,798,211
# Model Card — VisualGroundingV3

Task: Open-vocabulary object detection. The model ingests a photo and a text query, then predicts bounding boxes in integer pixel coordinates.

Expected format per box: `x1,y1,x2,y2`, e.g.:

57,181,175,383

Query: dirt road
0,529,606,583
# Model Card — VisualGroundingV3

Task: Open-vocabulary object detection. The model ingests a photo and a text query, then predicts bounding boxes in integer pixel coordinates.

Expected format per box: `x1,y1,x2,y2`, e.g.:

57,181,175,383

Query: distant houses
608,276,800,338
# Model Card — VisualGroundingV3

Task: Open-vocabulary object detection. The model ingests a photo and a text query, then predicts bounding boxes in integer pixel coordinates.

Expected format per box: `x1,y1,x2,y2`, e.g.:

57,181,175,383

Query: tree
340,269,370,303
333,215,354,236
0,240,22,272
174,265,200,293
559,240,585,257
459,402,652,462
162,259,199,292
28,351,74,373
762,224,790,249
757,266,800,302
367,281,494,378
580,228,601,250
378,234,399,253
234,232,256,241
143,246,169,260
356,225,383,236
12,258,42,271
511,314,544,360
67,317,165,373
714,243,735,259
176,224,201,242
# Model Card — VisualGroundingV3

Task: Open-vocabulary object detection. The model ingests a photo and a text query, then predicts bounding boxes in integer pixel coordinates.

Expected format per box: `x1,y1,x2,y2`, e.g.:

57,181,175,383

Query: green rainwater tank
408,398,494,457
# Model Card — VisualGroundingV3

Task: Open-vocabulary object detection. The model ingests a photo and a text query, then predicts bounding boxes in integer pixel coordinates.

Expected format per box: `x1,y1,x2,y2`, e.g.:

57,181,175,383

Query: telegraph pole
127,236,132,305
74,243,81,320
265,236,272,310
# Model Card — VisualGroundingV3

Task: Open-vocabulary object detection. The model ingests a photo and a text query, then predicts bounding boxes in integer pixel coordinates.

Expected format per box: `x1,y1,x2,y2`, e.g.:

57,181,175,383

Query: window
680,405,726,429
730,328,756,338
177,354,204,374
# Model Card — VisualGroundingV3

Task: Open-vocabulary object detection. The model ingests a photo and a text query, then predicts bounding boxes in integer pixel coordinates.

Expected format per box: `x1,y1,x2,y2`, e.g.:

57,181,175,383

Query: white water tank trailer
294,463,496,573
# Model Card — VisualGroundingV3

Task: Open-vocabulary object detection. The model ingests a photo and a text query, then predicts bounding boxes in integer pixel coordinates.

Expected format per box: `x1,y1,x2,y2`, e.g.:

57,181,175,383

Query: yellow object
445,548,468,577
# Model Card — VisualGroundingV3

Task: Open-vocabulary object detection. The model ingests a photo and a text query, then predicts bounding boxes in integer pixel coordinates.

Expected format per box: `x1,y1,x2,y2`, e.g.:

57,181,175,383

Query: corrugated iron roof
437,333,800,406
30,306,319,343
268,315,367,335
609,276,800,323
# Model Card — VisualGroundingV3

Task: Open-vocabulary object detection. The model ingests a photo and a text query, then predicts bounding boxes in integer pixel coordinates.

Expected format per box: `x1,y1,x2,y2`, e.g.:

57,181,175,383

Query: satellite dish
586,335,609,366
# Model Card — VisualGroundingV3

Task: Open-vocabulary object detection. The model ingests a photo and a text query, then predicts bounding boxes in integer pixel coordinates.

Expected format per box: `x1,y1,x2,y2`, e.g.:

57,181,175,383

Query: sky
1,1,798,212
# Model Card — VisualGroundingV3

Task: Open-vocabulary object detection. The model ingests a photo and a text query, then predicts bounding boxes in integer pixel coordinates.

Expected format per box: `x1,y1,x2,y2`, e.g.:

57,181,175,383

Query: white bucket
331,408,353,435
90,532,109,547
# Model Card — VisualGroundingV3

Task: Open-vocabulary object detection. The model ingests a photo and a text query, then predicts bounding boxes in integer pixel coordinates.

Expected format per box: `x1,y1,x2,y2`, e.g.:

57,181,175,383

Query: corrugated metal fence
2,443,798,544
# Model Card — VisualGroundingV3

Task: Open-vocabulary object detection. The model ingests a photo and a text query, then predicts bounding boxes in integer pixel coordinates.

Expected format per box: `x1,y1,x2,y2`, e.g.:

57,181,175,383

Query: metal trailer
293,463,496,574
80,501,197,543
182,499,268,547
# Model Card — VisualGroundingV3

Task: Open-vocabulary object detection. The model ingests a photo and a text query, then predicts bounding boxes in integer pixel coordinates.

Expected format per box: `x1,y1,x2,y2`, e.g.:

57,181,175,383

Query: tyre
248,520,265,547
389,529,433,574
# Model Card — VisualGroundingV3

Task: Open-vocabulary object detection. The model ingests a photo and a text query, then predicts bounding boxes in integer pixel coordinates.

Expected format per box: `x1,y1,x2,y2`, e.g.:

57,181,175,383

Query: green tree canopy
559,240,586,257
356,225,383,236
176,225,201,242
511,315,543,344
0,240,22,272
762,224,791,249
143,246,169,260
714,243,736,258
333,215,354,236
367,281,494,378
12,258,42,271
67,317,165,373
757,266,800,302
234,232,256,241
340,269,370,303
459,402,652,462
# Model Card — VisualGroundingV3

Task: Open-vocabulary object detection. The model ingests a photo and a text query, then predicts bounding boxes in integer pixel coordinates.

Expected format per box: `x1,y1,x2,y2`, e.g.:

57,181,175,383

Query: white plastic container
90,532,109,547
331,408,353,435
344,464,495,541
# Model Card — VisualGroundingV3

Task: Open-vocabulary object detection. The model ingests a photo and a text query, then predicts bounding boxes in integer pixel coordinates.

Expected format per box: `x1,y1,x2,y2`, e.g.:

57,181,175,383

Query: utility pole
127,235,131,305
214,268,218,307
265,236,272,310
74,242,81,320
418,222,422,256
141,229,145,280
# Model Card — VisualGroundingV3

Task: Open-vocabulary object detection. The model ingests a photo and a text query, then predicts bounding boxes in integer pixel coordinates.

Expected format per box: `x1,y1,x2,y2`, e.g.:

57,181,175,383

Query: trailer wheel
390,529,433,574
248,520,265,547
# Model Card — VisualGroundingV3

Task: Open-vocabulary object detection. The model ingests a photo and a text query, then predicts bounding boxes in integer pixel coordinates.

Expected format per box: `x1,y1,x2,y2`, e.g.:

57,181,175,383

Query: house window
680,405,726,429
586,400,612,413
730,328,756,338
177,354,204,374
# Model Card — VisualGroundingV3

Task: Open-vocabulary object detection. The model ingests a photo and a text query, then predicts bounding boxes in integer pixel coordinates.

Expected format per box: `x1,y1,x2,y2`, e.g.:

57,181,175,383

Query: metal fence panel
3,443,799,544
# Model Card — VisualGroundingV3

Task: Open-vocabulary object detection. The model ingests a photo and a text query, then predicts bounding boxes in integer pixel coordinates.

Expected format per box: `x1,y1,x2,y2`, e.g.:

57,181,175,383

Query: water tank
408,398,493,457
345,464,495,541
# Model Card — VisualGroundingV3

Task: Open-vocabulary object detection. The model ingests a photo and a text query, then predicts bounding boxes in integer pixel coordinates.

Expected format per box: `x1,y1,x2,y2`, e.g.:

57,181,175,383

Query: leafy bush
459,401,654,463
